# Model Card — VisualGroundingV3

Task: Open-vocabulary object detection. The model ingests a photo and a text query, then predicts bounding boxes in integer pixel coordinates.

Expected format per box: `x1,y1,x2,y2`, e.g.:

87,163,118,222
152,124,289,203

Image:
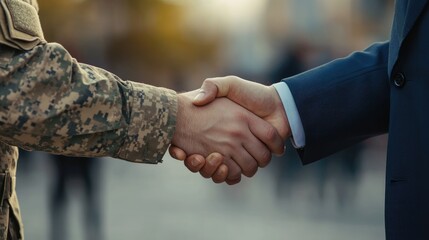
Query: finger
200,153,224,178
193,76,239,106
194,76,254,107
184,154,205,173
226,178,241,185
231,150,258,178
212,164,228,184
193,79,219,106
223,158,242,183
243,138,272,168
169,145,187,160
241,114,273,168
247,115,285,155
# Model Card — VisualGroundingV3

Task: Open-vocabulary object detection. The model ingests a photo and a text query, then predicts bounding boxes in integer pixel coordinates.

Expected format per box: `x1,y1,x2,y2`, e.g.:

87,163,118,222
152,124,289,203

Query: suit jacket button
393,73,406,88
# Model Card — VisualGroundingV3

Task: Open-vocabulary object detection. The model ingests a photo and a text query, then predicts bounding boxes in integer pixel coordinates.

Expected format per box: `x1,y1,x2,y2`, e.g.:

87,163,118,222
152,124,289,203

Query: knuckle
228,75,241,82
237,111,249,122
259,150,272,168
224,158,241,180
246,166,258,178
242,159,258,177
229,130,244,139
265,126,277,142
204,78,214,85
227,168,241,180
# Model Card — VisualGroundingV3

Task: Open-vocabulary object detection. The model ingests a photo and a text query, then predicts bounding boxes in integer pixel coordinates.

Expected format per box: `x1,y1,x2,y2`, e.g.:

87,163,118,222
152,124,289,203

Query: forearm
0,43,177,163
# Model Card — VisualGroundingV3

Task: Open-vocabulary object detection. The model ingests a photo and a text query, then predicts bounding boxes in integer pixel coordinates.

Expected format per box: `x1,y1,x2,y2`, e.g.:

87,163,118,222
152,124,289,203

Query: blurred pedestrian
49,156,103,240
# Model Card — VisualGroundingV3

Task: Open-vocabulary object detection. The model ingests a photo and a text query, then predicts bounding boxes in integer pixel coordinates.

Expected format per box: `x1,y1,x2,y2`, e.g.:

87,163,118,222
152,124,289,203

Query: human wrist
171,93,193,149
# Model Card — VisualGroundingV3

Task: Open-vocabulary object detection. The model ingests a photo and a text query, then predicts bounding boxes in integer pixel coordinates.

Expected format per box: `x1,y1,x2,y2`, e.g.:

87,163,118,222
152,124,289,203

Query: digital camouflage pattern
0,0,178,239
0,144,20,240
0,44,177,162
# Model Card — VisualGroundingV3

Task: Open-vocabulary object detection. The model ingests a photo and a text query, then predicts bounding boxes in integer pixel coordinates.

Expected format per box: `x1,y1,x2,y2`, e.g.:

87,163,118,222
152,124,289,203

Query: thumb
192,77,232,106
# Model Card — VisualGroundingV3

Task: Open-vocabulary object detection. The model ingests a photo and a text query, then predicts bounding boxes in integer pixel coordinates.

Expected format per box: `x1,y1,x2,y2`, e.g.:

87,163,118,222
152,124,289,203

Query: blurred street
17,137,387,240
14,1,394,239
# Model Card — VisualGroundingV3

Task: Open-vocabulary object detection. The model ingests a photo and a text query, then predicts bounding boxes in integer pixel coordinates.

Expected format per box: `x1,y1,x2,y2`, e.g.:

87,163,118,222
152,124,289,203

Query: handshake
168,76,291,185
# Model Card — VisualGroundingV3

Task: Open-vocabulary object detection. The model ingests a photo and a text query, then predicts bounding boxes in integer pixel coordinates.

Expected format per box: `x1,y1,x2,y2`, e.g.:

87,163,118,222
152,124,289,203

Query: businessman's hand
171,89,285,184
195,76,290,139
171,76,291,184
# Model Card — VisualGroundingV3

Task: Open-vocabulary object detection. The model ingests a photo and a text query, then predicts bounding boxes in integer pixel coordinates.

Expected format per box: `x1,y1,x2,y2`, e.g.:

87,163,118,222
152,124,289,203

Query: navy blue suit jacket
284,1,429,239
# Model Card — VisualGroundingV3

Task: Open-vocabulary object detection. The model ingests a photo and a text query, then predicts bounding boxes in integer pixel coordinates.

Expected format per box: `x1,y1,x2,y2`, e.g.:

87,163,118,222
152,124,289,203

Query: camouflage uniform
0,0,178,239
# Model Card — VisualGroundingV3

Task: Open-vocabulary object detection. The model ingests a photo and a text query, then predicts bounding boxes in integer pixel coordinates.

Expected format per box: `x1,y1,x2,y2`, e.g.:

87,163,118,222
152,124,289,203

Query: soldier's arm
0,44,177,164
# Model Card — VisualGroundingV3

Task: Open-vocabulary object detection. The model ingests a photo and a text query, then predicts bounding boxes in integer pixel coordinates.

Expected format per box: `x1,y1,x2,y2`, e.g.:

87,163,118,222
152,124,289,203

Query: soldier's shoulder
0,0,45,50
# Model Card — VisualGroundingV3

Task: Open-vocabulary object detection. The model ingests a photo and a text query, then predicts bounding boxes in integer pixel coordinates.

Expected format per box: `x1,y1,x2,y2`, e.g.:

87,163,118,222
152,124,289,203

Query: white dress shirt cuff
273,82,306,148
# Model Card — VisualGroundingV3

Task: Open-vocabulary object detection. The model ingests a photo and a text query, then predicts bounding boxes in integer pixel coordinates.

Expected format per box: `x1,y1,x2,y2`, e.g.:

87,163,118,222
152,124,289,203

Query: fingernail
207,154,215,164
192,158,201,167
193,92,205,102
170,152,176,159
216,169,225,176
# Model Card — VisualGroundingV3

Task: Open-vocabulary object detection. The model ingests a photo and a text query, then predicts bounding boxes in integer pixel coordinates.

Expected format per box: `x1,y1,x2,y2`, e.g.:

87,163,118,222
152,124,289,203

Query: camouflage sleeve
0,43,177,164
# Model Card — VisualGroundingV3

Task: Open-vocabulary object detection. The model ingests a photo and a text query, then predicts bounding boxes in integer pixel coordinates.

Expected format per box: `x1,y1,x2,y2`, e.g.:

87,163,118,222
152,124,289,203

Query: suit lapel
388,0,427,73
403,0,427,38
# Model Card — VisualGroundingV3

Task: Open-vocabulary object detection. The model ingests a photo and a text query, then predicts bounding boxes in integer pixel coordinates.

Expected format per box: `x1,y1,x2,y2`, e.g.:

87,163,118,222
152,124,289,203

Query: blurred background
17,0,393,239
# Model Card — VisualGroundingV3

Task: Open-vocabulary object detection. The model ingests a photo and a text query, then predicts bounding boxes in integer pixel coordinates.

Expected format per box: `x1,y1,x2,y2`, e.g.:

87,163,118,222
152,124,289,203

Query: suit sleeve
283,42,390,164
0,43,177,164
